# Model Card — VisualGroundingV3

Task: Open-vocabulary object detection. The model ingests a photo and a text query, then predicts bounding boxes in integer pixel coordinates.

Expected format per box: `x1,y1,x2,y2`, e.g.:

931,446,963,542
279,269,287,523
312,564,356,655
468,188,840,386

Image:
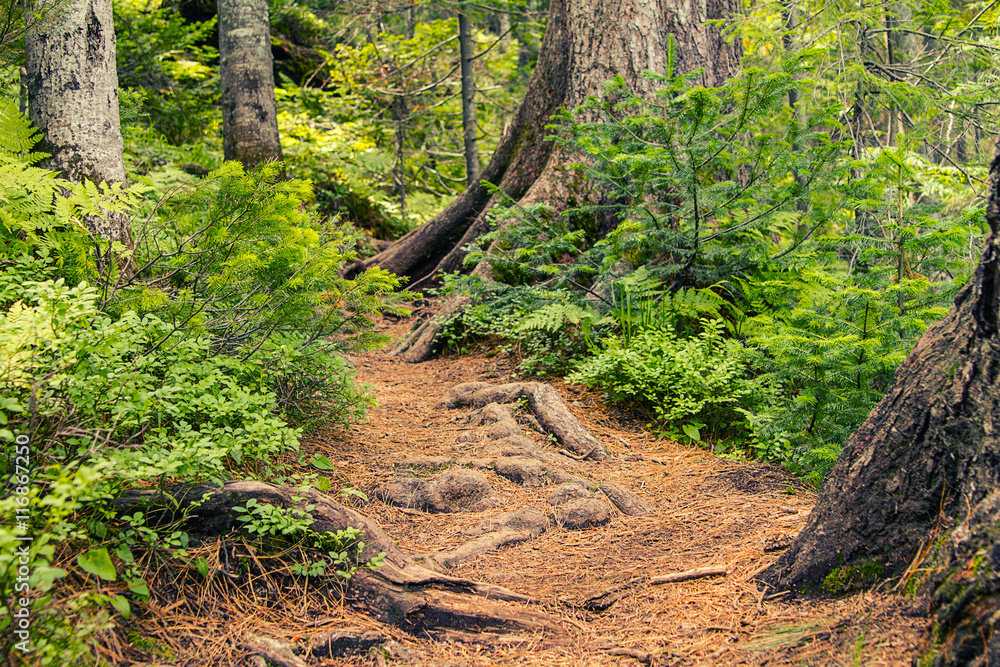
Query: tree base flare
758,143,1000,666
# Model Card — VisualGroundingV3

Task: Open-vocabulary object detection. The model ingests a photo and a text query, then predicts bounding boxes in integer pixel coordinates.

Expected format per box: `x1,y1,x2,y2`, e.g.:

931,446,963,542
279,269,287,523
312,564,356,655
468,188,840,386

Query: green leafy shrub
105,161,409,359
436,278,600,376
740,276,950,483
1,278,302,478
568,319,756,444
232,499,385,579
0,105,405,661
513,302,605,376
255,333,375,428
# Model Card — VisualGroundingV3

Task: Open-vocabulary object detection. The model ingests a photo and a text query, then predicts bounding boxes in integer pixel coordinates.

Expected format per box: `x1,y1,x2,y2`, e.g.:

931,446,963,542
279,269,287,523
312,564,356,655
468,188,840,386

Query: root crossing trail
293,339,930,666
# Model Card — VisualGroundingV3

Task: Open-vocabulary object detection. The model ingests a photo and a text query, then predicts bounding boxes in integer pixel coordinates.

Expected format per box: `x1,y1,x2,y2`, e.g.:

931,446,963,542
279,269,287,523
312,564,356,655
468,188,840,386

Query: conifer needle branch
373,63,461,96
468,29,515,63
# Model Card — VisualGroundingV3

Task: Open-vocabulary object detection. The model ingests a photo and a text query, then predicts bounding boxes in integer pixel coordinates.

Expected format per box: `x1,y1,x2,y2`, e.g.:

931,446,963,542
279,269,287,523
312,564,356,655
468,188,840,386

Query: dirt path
294,326,931,666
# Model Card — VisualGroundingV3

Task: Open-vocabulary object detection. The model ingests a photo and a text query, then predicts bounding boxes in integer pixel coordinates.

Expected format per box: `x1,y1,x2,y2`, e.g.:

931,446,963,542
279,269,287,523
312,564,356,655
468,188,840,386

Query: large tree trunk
352,0,741,286
351,0,741,361
24,0,129,245
759,141,1000,665
219,0,283,168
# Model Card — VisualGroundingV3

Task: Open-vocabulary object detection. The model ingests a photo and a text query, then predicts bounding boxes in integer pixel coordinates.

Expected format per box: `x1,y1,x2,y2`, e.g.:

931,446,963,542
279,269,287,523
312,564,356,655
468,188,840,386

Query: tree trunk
219,0,283,168
350,0,742,286
758,139,1000,665
351,0,741,361
24,0,129,245
458,7,480,188
393,94,407,221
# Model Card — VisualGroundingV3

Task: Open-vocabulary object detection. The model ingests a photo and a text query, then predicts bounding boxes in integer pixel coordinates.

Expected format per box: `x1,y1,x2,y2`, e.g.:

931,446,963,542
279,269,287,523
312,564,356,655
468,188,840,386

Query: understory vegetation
0,0,997,661
0,101,408,661
440,11,996,485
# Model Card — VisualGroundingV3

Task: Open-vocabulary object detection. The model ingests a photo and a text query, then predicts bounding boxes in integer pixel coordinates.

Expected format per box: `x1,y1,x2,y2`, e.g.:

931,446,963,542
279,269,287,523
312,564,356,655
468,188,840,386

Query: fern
0,98,47,164
0,101,148,270
517,302,602,335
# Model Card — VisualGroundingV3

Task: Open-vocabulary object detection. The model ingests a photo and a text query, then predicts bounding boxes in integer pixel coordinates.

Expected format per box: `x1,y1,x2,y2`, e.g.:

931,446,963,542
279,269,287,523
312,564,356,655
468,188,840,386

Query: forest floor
118,309,933,666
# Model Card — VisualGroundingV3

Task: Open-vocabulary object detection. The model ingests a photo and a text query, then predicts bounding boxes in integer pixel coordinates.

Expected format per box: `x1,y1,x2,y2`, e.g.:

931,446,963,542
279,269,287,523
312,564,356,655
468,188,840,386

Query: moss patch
822,560,886,594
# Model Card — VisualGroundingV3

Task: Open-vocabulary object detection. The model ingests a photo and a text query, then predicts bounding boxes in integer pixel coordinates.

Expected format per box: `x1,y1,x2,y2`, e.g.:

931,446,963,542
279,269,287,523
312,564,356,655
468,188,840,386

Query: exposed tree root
116,481,565,640
441,381,610,460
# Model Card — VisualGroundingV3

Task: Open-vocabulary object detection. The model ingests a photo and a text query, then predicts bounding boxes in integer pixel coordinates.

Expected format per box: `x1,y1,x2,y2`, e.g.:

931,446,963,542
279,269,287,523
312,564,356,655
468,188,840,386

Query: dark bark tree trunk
351,0,741,285
759,139,1000,666
219,0,283,168
349,0,741,360
24,0,130,245
458,7,480,187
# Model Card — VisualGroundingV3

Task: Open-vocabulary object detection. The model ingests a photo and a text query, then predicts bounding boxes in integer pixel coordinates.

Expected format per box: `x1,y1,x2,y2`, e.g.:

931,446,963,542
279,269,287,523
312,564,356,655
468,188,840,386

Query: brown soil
110,314,933,666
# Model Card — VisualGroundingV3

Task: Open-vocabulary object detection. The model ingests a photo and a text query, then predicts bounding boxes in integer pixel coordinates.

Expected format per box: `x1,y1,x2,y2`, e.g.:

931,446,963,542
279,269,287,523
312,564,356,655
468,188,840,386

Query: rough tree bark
350,0,741,361
24,0,130,245
219,0,283,168
759,140,1000,665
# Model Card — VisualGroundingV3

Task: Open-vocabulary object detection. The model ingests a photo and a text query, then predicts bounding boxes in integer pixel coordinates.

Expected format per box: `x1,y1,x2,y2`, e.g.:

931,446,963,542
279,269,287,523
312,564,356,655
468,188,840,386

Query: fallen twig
650,565,727,584
607,647,652,663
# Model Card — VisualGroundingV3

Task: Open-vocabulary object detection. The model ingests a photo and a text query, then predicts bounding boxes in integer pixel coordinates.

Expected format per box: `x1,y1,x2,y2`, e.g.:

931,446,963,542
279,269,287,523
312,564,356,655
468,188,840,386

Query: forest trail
279,312,931,666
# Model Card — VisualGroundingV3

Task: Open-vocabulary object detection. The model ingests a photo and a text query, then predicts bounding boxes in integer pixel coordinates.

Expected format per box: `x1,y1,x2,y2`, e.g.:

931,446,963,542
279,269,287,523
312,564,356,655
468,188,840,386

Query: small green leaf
309,455,334,471
109,595,131,619
77,548,117,581
194,557,209,579
30,566,67,592
339,487,369,502
128,577,150,599
682,423,701,443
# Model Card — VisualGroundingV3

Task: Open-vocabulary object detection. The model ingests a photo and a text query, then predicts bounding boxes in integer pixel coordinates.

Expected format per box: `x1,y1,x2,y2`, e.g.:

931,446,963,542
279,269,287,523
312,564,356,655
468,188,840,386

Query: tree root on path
116,481,565,640
440,381,610,461
374,381,652,571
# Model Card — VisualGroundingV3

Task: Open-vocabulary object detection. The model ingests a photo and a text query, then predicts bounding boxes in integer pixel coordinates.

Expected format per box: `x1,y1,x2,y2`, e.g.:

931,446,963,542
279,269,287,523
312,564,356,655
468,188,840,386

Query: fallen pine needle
650,566,727,584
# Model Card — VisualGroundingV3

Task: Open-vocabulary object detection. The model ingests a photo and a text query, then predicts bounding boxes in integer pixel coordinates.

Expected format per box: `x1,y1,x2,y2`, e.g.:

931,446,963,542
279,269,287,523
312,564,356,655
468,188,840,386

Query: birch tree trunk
219,0,283,168
24,0,130,245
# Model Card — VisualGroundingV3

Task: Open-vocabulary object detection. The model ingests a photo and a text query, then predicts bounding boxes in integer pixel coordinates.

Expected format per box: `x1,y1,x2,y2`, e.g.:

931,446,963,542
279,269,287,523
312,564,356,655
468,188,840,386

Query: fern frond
0,99,47,165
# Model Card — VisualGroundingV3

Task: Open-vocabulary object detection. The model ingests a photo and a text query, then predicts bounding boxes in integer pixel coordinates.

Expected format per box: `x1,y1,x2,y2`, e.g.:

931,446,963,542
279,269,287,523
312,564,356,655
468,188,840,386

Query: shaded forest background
0,0,998,662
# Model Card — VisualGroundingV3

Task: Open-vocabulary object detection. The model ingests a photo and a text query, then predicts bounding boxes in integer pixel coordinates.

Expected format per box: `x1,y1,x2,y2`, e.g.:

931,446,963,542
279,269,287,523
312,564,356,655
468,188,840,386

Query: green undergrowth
444,62,985,488
0,104,401,663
